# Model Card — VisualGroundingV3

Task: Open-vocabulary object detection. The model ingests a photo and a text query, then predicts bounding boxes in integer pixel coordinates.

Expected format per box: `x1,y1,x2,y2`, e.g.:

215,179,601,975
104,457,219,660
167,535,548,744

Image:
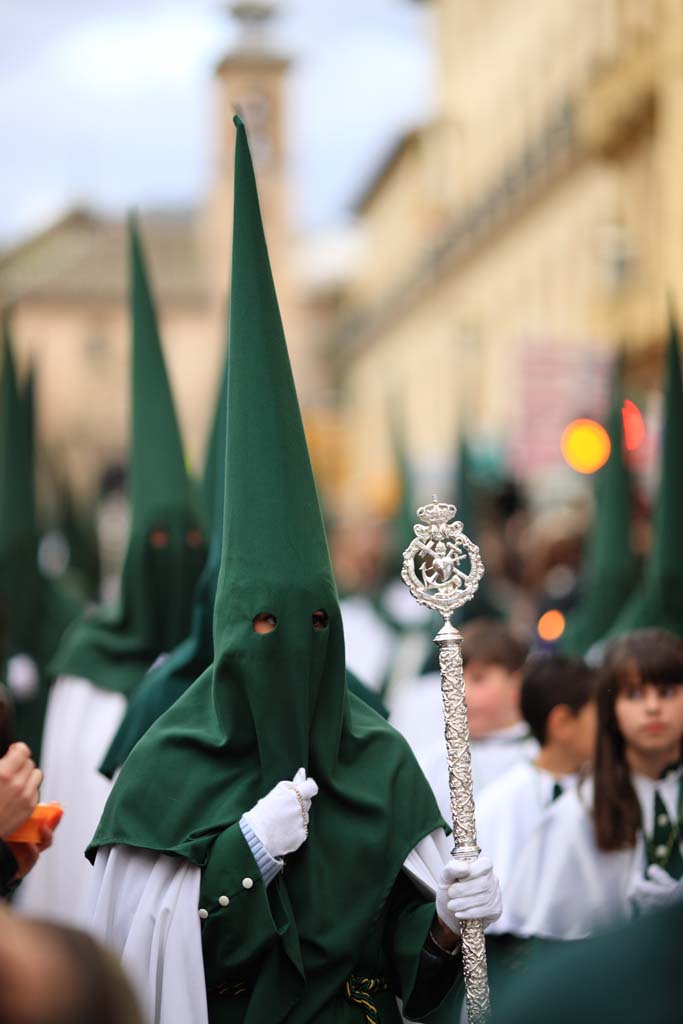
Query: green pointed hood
561,358,638,653
200,337,229,538
50,217,207,694
607,319,683,639
58,475,101,601
453,435,499,625
100,334,230,778
0,319,82,758
91,119,442,1019
0,319,35,554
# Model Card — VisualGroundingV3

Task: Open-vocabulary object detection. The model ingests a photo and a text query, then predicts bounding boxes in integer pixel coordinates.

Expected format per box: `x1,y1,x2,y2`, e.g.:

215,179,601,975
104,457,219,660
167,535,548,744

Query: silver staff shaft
436,622,490,1024
401,498,490,1024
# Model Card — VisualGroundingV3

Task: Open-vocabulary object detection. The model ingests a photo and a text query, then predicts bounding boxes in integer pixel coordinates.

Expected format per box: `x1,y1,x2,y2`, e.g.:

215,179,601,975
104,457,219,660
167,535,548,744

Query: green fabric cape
605,319,683,639
49,218,206,694
0,321,82,757
560,358,638,654
90,118,443,1020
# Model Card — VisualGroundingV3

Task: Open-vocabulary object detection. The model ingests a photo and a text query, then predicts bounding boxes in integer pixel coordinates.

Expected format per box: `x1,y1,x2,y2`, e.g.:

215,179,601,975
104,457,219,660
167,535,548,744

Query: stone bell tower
202,2,295,336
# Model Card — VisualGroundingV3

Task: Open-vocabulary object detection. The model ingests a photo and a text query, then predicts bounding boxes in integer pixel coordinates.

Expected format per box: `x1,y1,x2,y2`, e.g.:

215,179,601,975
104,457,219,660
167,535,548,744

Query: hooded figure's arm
198,821,295,988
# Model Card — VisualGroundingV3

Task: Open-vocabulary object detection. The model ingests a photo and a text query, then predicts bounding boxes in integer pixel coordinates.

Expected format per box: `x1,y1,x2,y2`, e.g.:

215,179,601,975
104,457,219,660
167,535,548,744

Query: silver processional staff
401,496,490,1024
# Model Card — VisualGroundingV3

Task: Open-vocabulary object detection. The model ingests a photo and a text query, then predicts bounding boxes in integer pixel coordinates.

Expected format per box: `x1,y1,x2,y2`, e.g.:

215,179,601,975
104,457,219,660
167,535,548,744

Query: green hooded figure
15,218,209,925
560,359,639,654
50,217,207,693
56,472,102,602
0,319,82,759
99,334,230,779
605,319,683,640
88,119,471,1024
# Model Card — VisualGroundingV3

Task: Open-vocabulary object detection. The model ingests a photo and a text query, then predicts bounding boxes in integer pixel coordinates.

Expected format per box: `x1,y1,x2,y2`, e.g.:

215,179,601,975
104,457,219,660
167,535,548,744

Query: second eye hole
312,609,329,631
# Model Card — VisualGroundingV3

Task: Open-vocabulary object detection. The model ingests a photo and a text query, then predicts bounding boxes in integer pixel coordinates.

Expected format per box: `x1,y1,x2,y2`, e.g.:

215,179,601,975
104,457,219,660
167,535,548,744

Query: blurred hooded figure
0,323,83,763
85,118,502,1024
18,218,207,924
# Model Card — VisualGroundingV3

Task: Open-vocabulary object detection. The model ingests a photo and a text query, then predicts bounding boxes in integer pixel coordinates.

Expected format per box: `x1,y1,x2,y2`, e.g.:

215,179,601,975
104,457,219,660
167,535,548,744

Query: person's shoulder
478,760,536,808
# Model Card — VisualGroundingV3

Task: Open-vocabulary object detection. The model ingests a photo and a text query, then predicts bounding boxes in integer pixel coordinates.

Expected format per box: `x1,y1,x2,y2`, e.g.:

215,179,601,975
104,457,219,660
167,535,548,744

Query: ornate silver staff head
401,496,485,622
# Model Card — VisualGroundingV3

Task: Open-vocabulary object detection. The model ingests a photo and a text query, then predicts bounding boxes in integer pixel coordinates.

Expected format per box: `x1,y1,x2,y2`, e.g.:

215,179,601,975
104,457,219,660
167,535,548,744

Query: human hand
629,864,683,916
436,854,502,935
242,768,319,859
0,744,42,836
7,824,53,880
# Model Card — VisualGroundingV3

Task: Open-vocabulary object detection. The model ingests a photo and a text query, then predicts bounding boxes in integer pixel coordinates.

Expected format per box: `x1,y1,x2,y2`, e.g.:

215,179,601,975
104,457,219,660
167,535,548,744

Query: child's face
614,681,683,758
464,659,522,739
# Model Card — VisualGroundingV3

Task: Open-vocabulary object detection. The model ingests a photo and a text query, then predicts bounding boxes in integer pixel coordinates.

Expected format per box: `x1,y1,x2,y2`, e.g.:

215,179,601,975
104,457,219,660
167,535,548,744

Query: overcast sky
0,0,432,245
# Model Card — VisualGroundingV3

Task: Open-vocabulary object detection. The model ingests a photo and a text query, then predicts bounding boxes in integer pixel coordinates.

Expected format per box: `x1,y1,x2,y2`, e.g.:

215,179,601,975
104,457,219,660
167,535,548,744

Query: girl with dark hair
504,629,683,939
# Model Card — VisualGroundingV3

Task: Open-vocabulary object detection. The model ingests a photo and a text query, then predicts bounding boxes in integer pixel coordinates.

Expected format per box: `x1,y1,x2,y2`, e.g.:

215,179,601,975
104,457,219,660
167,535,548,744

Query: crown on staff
417,497,457,526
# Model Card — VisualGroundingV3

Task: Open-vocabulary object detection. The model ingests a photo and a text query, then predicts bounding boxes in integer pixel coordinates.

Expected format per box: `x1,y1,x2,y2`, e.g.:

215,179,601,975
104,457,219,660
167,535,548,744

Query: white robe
474,760,577,934
339,595,395,694
88,829,453,1024
403,697,538,823
16,675,126,925
504,768,683,939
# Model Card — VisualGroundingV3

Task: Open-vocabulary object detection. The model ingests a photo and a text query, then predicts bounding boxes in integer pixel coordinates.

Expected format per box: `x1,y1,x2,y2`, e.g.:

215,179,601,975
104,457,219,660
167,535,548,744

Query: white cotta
474,760,577,935
88,829,453,1024
504,767,683,939
339,594,395,693
15,676,126,925
404,702,539,823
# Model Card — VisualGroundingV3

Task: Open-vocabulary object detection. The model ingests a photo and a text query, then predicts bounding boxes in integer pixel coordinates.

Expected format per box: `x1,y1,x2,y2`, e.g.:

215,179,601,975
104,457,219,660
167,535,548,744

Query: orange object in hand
4,803,63,843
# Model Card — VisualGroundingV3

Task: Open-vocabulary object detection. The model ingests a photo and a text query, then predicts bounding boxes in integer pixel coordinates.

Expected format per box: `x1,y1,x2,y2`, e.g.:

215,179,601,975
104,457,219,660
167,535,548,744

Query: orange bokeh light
537,609,566,642
561,418,611,474
622,399,646,452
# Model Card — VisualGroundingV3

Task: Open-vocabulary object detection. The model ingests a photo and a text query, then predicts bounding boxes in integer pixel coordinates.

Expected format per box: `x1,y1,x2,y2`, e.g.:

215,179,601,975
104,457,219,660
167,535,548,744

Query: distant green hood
561,358,638,654
0,318,82,756
606,320,683,639
50,218,206,694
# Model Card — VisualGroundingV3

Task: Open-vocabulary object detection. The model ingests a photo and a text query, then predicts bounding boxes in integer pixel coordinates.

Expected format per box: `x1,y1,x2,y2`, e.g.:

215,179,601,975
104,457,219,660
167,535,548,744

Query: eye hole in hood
252,612,278,635
148,527,170,550
312,609,328,631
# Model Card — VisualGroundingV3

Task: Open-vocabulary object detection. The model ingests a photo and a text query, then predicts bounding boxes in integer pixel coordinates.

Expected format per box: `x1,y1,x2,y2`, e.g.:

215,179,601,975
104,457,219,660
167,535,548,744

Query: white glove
628,865,683,916
242,768,318,860
436,855,502,936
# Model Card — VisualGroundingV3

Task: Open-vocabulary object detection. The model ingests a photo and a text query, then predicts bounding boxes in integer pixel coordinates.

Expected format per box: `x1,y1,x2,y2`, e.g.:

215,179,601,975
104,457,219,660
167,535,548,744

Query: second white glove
628,864,683,916
436,855,502,936
242,768,319,860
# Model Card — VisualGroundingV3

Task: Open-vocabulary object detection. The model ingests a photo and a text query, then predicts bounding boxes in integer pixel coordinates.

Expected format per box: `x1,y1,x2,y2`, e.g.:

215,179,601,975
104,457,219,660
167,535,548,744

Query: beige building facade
331,0,683,514
0,5,314,506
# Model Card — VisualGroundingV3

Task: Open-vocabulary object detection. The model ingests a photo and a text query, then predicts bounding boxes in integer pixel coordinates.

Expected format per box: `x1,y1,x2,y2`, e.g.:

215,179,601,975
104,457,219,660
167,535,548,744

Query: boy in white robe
394,620,536,809
476,653,597,935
